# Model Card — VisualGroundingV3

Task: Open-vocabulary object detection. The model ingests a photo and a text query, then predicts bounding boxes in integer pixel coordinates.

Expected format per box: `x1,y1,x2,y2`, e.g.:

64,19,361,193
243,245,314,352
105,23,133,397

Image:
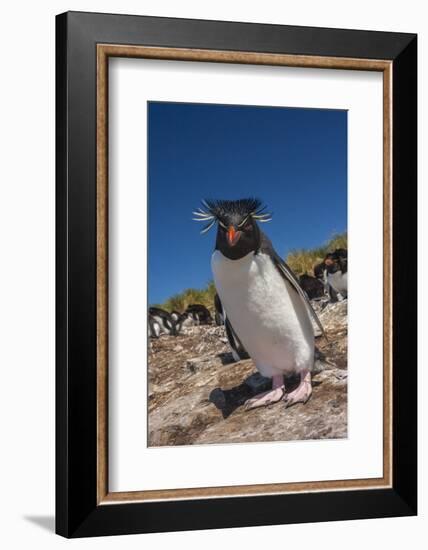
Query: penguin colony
148,304,213,338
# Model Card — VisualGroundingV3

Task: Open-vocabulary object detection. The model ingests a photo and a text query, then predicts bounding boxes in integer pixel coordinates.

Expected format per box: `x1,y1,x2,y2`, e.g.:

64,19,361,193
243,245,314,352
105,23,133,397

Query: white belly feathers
211,250,314,377
327,270,348,295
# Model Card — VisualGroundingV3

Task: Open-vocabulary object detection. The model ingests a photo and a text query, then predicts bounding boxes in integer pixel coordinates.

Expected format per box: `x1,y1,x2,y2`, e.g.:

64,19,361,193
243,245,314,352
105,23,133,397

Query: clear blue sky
148,101,347,305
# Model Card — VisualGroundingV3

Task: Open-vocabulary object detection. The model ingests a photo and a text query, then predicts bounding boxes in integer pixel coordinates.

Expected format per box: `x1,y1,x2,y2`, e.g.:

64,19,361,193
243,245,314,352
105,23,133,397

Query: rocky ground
148,299,348,446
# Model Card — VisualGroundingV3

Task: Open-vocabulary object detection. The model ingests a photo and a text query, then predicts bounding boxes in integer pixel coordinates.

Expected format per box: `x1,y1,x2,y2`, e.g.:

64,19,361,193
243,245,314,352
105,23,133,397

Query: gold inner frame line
96,44,393,505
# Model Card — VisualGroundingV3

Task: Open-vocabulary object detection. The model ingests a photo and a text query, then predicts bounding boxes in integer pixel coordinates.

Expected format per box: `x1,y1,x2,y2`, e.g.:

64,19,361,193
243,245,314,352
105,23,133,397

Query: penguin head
313,262,326,279
193,198,272,260
216,215,261,260
325,249,348,274
324,253,339,274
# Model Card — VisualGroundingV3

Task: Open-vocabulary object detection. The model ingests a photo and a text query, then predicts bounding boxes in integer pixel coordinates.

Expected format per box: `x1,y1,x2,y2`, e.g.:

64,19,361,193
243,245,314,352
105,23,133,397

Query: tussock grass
286,232,347,276
152,281,217,313
153,232,347,311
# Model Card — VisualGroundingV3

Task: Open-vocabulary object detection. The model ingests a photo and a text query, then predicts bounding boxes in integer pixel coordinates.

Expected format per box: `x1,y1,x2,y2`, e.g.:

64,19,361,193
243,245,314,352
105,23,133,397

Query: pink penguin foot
283,370,312,408
244,387,285,410
244,374,285,410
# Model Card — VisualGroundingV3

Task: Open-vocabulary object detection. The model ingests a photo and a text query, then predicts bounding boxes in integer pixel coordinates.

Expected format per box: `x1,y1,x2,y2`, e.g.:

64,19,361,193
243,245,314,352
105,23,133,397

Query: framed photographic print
56,11,417,538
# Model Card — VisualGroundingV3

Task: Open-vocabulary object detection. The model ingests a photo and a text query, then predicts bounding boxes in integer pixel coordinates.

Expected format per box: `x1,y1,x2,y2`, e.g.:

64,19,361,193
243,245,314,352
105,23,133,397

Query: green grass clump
153,281,217,313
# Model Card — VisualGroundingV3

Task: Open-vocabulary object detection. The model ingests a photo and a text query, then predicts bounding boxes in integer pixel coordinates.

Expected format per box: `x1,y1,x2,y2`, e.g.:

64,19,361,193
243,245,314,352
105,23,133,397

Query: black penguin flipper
214,293,224,326
258,232,328,342
224,317,249,361
274,256,328,342
215,293,249,361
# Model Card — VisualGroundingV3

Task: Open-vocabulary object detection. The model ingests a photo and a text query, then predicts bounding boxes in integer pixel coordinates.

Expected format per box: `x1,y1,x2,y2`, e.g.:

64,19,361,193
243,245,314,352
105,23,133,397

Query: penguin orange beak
227,226,241,247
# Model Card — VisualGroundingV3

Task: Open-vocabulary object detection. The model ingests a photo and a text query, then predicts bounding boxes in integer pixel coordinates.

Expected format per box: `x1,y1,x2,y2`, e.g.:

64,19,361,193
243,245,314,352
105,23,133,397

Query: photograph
147,101,348,446
51,8,417,540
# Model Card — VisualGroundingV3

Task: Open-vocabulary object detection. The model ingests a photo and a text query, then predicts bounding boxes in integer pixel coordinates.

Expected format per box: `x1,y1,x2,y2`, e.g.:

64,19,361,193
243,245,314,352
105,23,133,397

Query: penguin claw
283,381,312,408
244,387,285,410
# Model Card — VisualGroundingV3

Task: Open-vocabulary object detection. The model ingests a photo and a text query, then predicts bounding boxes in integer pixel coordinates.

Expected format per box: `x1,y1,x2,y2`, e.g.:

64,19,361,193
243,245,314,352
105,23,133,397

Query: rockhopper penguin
325,250,348,299
193,198,326,410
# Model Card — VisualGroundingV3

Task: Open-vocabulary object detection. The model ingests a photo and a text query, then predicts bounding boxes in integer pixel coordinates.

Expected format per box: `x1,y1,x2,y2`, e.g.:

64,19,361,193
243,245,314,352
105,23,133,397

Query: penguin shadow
209,371,303,418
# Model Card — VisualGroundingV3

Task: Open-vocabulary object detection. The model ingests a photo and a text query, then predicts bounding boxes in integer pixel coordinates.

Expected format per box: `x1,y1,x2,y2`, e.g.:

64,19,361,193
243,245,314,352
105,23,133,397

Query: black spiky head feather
192,198,272,234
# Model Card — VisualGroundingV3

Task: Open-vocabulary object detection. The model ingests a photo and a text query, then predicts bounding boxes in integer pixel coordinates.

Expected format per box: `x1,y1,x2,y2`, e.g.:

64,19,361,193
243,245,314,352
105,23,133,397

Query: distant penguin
327,267,347,299
313,262,325,280
299,273,325,300
173,311,195,334
180,312,196,328
185,304,213,325
148,307,176,336
170,311,181,323
148,315,161,339
314,261,330,297
194,198,326,410
325,249,348,300
334,248,347,259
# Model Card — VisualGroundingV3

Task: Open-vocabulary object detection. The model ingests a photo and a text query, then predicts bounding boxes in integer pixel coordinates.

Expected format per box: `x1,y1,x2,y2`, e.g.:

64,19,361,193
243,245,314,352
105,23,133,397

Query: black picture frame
56,11,417,538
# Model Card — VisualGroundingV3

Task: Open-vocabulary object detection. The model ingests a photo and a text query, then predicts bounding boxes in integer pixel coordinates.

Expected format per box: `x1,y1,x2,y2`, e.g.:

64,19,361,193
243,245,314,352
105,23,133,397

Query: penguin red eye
244,223,253,231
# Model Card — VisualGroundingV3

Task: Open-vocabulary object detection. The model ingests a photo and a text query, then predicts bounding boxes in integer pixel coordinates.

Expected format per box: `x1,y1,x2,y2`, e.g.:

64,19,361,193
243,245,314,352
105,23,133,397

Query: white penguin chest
328,270,348,294
211,250,313,376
